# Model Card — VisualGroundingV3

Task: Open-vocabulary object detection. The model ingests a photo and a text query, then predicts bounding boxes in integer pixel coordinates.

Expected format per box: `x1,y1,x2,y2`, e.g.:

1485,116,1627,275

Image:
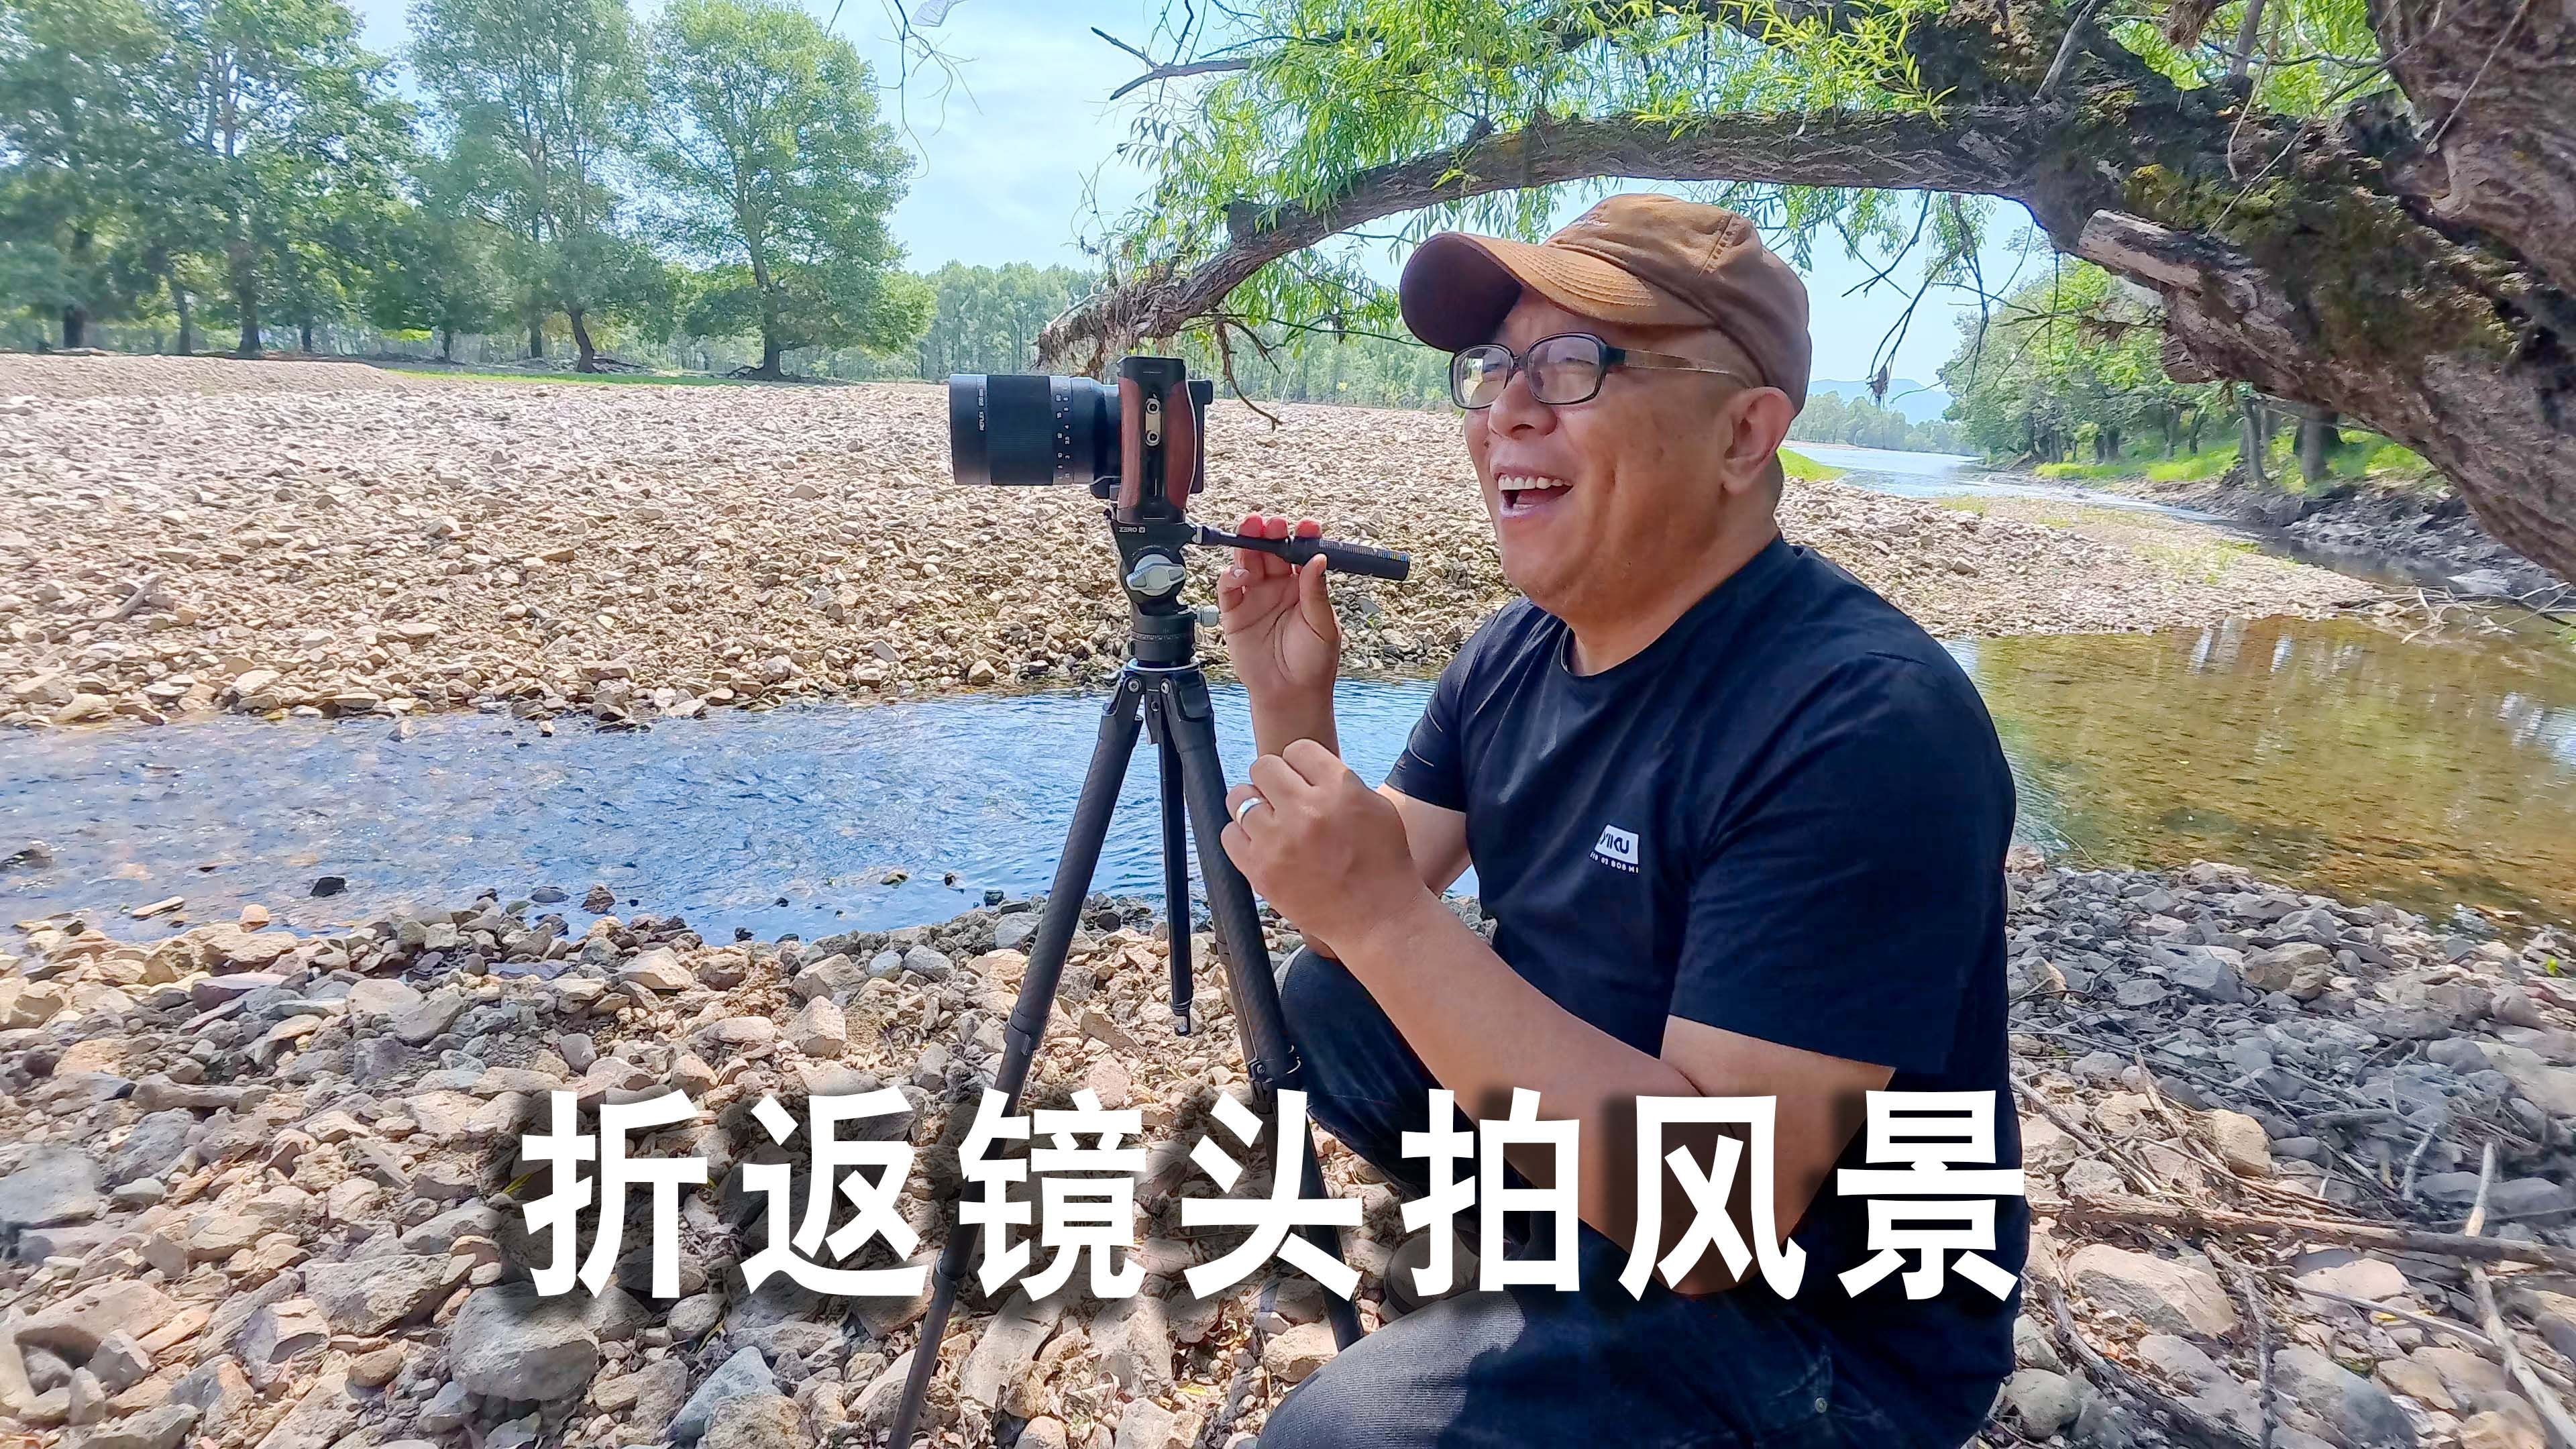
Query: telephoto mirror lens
947,372,1117,486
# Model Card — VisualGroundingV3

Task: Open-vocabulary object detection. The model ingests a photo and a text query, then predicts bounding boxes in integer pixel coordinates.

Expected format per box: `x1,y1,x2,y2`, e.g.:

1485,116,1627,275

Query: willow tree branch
1036,106,2043,368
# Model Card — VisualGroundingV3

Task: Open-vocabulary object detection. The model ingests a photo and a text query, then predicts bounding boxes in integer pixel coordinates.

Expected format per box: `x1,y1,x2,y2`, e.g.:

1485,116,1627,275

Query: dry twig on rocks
2463,1144,2576,1449
2041,1277,2262,1449
2061,1195,2576,1272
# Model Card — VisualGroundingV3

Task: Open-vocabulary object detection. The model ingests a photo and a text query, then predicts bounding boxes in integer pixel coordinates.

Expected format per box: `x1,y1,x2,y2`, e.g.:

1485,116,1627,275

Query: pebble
2065,1244,2238,1336
446,1283,601,1403
0,368,2367,735
672,1346,775,1443
0,856,2563,1449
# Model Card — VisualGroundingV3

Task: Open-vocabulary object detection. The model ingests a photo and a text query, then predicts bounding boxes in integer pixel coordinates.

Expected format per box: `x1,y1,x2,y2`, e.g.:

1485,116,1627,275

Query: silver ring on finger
1234,795,1267,822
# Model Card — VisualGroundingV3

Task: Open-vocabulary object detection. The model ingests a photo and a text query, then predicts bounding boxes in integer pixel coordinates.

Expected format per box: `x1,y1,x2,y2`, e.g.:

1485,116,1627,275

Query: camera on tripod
885,354,1384,1449
947,355,1410,582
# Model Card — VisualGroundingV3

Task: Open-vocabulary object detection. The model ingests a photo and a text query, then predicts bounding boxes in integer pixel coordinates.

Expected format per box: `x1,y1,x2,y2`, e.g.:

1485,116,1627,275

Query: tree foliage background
1033,0,2576,580
0,0,927,376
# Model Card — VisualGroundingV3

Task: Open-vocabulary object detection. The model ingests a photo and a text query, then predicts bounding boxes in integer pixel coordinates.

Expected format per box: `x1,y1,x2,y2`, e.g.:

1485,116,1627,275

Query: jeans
1258,948,1966,1449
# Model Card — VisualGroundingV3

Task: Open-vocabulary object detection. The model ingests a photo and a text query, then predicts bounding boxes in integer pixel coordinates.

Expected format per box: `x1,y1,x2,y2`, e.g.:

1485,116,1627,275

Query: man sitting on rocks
1212,193,2024,1448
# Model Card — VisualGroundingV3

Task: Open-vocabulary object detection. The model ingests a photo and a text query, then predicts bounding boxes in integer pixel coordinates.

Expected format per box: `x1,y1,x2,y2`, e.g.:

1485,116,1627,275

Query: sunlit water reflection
5,616,2571,941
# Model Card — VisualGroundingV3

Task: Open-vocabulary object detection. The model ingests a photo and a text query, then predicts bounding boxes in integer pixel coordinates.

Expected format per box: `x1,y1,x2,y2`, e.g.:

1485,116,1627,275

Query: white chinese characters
515,1086,2022,1303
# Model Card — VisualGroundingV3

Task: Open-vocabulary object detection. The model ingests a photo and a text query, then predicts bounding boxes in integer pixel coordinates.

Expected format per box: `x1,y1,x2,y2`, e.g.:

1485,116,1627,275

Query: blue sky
346,0,2040,387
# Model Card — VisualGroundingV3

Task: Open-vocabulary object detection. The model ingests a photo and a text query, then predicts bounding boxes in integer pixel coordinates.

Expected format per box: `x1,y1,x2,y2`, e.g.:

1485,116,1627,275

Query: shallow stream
6,614,2571,941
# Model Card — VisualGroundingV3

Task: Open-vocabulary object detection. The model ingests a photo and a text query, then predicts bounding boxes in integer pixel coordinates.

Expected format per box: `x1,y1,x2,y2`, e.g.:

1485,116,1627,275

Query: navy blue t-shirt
1385,535,2024,1421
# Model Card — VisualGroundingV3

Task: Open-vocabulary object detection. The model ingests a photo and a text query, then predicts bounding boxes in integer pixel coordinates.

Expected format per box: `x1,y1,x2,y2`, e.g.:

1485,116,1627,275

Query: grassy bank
383,364,771,388
1780,448,1843,481
2030,434,2436,491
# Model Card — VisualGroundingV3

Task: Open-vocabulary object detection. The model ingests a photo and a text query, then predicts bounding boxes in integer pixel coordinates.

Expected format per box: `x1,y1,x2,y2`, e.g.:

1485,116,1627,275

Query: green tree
1043,0,2576,584
635,0,929,378
912,262,1093,377
150,0,411,356
1939,262,2216,466
0,0,189,347
368,153,509,360
411,0,655,368
1786,392,1967,452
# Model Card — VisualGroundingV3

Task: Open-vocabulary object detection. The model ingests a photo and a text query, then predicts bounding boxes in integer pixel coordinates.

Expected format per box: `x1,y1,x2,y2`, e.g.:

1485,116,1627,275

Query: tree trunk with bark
170,274,195,357
299,318,316,354
1042,0,2576,582
568,308,601,373
2242,396,2269,486
527,311,545,360
60,306,86,350
231,258,260,358
2298,409,2341,489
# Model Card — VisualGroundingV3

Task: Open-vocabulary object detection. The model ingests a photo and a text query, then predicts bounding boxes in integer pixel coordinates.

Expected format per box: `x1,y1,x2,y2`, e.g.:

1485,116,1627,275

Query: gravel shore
0,360,2369,730
2,857,2571,1449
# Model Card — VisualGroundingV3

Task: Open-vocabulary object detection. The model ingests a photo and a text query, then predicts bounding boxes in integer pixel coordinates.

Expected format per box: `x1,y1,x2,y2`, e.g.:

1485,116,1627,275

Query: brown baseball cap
1399,193,1811,409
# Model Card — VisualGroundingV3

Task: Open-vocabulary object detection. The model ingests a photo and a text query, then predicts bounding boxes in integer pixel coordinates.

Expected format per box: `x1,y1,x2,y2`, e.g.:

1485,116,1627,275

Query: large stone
789,996,846,1058
392,989,470,1045
198,926,300,969
2244,943,2335,998
0,1148,103,1230
2290,1248,2411,1303
416,1383,472,1434
17,1282,180,1360
667,1293,723,1344
957,1293,1062,1411
344,977,423,1018
2202,1110,2272,1177
187,973,284,1010
109,1112,197,1189
398,1203,501,1256
248,1369,352,1449
789,954,865,1002
1261,1322,1337,1385
2273,1346,2418,1448
88,1333,150,1392
1112,1399,1181,1449
1998,1368,2084,1437
1087,1293,1173,1397
446,1283,600,1403
618,948,695,992
2065,1244,2237,1336
80,1403,200,1449
628,1356,692,1432
2137,1335,2263,1435
166,1357,252,1432
2476,1042,2576,1117
238,1299,329,1374
302,1254,463,1334
2457,1411,2546,1449
703,1393,805,1449
2158,946,2243,1003
851,1350,914,1428
671,1346,774,1443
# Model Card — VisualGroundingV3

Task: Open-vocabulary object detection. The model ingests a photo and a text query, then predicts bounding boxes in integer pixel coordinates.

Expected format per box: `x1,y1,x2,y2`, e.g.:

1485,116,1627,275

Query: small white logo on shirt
1592,824,1640,873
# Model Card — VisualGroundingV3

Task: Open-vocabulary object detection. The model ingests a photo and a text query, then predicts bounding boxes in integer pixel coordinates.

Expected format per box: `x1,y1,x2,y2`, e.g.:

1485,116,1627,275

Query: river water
6,453,2570,942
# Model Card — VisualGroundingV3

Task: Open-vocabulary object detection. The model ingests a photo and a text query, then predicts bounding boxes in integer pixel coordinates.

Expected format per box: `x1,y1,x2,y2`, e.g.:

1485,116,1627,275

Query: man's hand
1222,739,1433,955
1215,514,1339,702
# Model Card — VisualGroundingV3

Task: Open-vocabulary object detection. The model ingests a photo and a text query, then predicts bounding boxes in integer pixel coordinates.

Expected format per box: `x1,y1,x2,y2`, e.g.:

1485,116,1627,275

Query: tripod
883,498,1396,1447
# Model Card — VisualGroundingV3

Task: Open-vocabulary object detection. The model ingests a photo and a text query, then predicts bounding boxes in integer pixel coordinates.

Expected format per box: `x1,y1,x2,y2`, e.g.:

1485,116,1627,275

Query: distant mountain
1809,377,1953,425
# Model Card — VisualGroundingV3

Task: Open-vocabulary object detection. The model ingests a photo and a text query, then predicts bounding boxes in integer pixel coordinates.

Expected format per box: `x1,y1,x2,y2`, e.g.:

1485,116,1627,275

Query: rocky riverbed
0,360,2367,730
4,857,2575,1449
2112,470,2571,605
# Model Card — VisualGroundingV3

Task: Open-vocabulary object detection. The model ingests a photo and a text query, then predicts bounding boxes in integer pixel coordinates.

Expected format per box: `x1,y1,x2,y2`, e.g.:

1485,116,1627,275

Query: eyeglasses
1449,332,1747,410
